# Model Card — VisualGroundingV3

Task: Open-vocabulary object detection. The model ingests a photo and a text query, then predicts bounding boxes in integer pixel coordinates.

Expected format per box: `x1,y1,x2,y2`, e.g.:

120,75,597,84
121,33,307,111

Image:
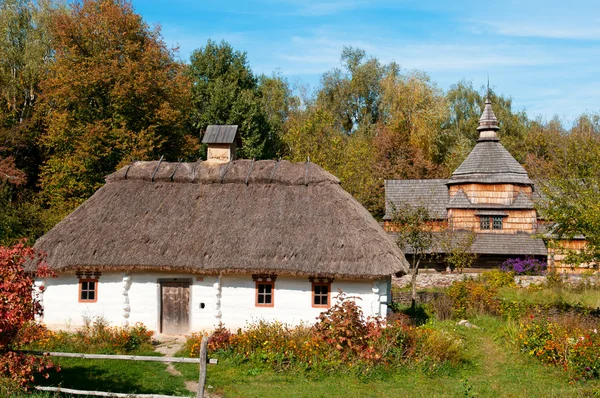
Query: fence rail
29,336,211,398
24,350,202,364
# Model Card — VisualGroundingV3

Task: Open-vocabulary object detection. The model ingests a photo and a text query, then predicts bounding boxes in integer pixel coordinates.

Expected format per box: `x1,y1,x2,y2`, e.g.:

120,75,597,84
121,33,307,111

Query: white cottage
32,139,408,334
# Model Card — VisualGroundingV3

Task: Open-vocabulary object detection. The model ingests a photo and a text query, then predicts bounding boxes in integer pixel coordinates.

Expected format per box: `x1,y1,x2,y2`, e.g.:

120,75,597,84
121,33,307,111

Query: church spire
477,94,499,141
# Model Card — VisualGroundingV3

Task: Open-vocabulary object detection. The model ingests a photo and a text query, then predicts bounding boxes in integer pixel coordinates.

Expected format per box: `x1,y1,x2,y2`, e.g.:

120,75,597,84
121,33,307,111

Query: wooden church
384,97,551,270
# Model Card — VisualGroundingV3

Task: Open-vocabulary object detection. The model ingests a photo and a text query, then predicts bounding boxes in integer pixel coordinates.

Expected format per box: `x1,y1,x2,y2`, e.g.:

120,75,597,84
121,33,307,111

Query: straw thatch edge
54,264,399,280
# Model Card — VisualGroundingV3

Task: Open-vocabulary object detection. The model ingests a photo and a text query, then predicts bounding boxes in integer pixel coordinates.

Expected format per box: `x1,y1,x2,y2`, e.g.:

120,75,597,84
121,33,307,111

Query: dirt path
475,332,508,392
154,336,200,394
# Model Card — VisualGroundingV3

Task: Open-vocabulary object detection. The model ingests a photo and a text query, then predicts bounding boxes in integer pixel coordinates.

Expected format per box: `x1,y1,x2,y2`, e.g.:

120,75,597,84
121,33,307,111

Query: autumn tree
188,40,284,159
37,0,194,212
0,242,56,392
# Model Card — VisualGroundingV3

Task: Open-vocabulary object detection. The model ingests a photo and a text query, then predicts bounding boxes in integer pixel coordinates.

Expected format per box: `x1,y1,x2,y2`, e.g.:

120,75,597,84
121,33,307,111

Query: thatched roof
33,160,408,279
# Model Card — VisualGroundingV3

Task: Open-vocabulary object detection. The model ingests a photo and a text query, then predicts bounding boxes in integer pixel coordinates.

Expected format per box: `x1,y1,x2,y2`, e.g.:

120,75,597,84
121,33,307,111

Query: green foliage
392,204,434,303
534,125,600,267
317,46,389,134
438,229,478,272
480,269,516,289
0,0,54,127
188,39,282,160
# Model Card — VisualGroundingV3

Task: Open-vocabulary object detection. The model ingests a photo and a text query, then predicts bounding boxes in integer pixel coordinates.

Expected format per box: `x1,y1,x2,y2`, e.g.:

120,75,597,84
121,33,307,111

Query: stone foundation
394,271,600,289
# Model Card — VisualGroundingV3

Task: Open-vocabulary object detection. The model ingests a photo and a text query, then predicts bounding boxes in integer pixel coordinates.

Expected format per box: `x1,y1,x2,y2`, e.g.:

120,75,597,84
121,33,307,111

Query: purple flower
500,257,547,275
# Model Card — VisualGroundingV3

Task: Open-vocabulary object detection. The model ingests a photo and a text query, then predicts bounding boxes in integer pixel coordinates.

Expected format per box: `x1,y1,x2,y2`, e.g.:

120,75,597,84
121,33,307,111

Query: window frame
492,216,503,230
78,278,98,303
480,216,491,230
255,281,275,307
312,281,331,308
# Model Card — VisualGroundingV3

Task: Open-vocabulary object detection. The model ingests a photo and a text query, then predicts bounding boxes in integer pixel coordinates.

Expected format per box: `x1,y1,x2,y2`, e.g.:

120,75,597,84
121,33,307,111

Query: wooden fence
29,336,211,398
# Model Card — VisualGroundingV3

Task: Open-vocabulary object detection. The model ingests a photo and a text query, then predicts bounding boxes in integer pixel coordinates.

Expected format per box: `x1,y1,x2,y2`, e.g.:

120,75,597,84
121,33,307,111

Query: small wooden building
384,98,548,269
33,153,408,333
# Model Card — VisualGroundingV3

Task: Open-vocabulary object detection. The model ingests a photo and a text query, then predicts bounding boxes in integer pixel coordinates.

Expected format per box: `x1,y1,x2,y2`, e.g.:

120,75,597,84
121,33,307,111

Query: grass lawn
31,358,191,397
26,316,600,397
23,285,600,398
169,316,600,398
499,285,600,309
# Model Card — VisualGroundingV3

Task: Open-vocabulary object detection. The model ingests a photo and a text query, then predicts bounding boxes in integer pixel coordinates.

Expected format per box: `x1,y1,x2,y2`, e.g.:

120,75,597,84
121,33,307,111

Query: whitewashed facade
38,272,391,333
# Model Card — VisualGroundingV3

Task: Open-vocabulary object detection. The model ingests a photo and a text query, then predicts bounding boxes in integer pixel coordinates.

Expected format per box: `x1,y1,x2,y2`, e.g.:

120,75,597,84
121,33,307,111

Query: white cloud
481,20,600,40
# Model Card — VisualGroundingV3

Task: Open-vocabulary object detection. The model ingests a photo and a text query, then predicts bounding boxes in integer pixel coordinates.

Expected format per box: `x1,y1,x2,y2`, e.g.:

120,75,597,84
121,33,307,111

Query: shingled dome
447,99,533,186
34,160,408,279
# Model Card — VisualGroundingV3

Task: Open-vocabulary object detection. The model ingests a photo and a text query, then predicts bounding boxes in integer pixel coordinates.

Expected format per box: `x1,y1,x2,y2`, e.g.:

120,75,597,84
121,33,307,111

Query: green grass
498,285,600,309
168,317,600,397
23,317,600,397
32,357,191,397
21,284,600,397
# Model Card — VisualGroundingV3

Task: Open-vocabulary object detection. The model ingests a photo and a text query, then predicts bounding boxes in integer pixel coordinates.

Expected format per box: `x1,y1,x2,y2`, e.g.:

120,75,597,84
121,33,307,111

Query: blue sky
132,0,600,123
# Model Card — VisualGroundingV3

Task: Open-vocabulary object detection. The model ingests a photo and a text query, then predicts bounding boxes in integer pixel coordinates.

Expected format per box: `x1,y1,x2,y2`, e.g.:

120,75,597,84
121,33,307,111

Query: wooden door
160,282,190,334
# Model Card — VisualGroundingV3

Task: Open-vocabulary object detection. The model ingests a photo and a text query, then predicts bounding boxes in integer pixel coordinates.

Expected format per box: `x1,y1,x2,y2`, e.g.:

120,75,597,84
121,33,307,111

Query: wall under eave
449,183,532,205
37,272,390,333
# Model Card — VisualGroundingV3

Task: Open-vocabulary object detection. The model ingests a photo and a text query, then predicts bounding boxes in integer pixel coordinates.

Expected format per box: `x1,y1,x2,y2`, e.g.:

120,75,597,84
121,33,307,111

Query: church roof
384,179,449,220
447,98,533,186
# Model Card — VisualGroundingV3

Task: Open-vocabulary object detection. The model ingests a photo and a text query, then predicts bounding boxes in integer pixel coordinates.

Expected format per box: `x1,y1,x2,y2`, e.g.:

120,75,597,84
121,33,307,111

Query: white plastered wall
38,272,390,333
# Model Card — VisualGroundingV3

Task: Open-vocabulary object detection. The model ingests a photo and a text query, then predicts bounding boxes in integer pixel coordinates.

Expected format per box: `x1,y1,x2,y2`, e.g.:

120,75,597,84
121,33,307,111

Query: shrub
183,293,464,374
22,317,154,354
430,294,453,321
501,258,546,275
0,243,57,389
480,269,516,288
447,278,499,318
517,315,600,380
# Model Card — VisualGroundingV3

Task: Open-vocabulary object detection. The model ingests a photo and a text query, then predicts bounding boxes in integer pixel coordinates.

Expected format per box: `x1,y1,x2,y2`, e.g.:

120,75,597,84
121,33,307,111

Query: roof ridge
107,159,341,186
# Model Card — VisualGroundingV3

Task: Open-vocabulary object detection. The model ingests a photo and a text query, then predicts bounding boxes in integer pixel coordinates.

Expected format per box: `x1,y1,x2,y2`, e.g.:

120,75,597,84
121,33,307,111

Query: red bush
0,242,57,388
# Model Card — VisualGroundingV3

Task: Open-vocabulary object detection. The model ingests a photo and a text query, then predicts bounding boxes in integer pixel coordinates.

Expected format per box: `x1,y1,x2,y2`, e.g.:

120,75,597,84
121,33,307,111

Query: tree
317,46,389,134
188,40,280,159
0,0,54,127
438,228,478,273
391,204,434,307
37,0,194,212
441,80,529,171
0,242,56,391
536,126,600,266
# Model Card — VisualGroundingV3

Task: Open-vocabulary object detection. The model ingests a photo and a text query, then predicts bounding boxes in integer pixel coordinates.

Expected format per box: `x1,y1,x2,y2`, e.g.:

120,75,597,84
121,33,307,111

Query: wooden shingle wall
448,209,537,233
449,184,533,205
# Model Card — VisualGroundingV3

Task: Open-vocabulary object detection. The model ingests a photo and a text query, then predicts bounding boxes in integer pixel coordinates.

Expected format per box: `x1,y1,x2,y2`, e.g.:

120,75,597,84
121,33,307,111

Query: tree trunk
411,258,420,310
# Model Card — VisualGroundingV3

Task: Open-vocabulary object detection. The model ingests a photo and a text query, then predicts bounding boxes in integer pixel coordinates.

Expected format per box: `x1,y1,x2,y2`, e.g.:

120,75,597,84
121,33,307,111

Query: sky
132,0,600,124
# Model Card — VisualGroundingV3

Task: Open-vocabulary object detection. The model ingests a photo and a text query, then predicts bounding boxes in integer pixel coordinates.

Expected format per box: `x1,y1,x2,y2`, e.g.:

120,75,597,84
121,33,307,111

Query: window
256,281,274,307
480,215,503,230
79,279,98,302
492,216,503,230
480,216,490,230
312,282,331,308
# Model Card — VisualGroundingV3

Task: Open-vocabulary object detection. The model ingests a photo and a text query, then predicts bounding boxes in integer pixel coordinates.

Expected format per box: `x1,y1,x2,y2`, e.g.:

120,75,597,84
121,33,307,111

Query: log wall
449,183,532,205
448,209,537,233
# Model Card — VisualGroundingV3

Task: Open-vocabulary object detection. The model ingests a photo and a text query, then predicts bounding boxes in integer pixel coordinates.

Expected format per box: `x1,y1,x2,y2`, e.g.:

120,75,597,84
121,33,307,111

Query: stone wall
394,271,600,289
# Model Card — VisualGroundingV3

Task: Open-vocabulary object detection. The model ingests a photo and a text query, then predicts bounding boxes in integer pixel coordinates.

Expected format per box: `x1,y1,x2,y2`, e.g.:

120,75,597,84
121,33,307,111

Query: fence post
197,336,209,398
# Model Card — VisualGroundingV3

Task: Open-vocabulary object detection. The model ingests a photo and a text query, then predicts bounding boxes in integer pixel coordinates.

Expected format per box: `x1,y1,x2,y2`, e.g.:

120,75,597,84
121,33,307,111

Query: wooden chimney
202,125,241,163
